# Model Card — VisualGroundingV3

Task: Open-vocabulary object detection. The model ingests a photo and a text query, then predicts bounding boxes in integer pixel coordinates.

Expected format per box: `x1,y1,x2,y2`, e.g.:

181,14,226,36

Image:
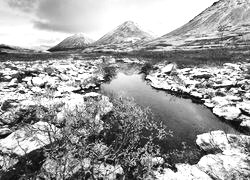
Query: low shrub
12,93,170,179
99,63,117,81
140,63,153,75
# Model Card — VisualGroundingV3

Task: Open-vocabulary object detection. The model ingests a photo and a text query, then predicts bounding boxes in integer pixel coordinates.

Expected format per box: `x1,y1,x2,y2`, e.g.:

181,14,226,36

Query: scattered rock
156,131,250,180
147,62,250,123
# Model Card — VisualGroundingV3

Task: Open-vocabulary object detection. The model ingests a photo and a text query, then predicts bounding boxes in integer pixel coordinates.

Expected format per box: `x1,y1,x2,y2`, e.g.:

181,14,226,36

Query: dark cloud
7,0,39,12
33,20,99,33
6,0,162,33
33,0,108,33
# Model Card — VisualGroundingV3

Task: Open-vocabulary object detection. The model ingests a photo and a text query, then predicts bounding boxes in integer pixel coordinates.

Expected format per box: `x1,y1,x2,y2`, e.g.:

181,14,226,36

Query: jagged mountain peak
61,33,93,45
120,20,137,26
94,21,154,46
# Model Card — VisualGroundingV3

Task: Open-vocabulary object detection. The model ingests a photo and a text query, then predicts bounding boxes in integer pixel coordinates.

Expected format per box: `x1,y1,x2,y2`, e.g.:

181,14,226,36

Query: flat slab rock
0,121,60,156
212,105,242,121
197,153,250,180
156,131,250,180
156,164,212,180
196,130,250,153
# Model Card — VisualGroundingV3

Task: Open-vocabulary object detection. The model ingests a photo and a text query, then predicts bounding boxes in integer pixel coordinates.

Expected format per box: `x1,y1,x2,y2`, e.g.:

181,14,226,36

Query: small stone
244,93,250,99
32,77,46,87
238,115,250,130
190,91,203,99
213,80,235,89
192,71,212,79
8,78,18,87
161,63,176,74
0,127,12,137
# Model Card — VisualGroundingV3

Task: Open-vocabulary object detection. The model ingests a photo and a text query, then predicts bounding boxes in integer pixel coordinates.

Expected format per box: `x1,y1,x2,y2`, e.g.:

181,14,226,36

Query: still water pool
101,71,237,162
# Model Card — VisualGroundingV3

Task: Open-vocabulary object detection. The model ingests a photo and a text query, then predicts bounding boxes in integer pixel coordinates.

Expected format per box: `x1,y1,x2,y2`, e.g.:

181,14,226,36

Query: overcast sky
0,0,217,49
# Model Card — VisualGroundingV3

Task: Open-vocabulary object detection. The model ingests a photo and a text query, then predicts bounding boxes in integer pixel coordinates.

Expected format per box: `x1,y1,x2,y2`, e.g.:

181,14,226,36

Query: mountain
144,0,250,51
0,44,36,54
48,33,94,52
94,21,154,46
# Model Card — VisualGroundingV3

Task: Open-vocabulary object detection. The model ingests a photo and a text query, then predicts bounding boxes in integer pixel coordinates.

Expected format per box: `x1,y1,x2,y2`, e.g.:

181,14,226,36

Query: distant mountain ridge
0,44,36,54
144,0,250,50
93,21,154,46
49,33,94,52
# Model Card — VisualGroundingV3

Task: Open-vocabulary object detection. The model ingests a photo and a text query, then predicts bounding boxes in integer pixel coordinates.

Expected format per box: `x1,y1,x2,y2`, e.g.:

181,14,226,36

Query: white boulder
198,153,250,180
156,164,212,180
213,105,241,120
32,77,46,87
0,121,60,156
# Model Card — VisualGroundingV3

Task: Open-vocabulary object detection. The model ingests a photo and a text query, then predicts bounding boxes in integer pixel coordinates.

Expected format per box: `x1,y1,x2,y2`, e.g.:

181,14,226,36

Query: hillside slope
144,0,250,51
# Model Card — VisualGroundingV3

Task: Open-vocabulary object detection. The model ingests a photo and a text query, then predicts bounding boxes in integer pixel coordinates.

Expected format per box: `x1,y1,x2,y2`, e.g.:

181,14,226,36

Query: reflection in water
101,72,237,159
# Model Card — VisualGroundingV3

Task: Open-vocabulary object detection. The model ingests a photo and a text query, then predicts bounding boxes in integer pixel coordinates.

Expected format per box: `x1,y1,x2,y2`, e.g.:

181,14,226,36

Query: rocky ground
0,57,124,179
0,56,250,179
146,61,250,179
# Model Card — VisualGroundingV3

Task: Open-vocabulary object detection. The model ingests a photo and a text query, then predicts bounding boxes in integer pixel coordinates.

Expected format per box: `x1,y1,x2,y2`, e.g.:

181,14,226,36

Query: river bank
146,61,250,179
146,62,250,131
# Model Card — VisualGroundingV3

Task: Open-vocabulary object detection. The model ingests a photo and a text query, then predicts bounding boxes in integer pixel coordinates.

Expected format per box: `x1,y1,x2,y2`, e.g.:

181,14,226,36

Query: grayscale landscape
0,0,250,179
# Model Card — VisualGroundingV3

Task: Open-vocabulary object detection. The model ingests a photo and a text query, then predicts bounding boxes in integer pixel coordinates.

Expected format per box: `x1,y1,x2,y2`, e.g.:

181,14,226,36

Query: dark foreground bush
101,95,170,179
